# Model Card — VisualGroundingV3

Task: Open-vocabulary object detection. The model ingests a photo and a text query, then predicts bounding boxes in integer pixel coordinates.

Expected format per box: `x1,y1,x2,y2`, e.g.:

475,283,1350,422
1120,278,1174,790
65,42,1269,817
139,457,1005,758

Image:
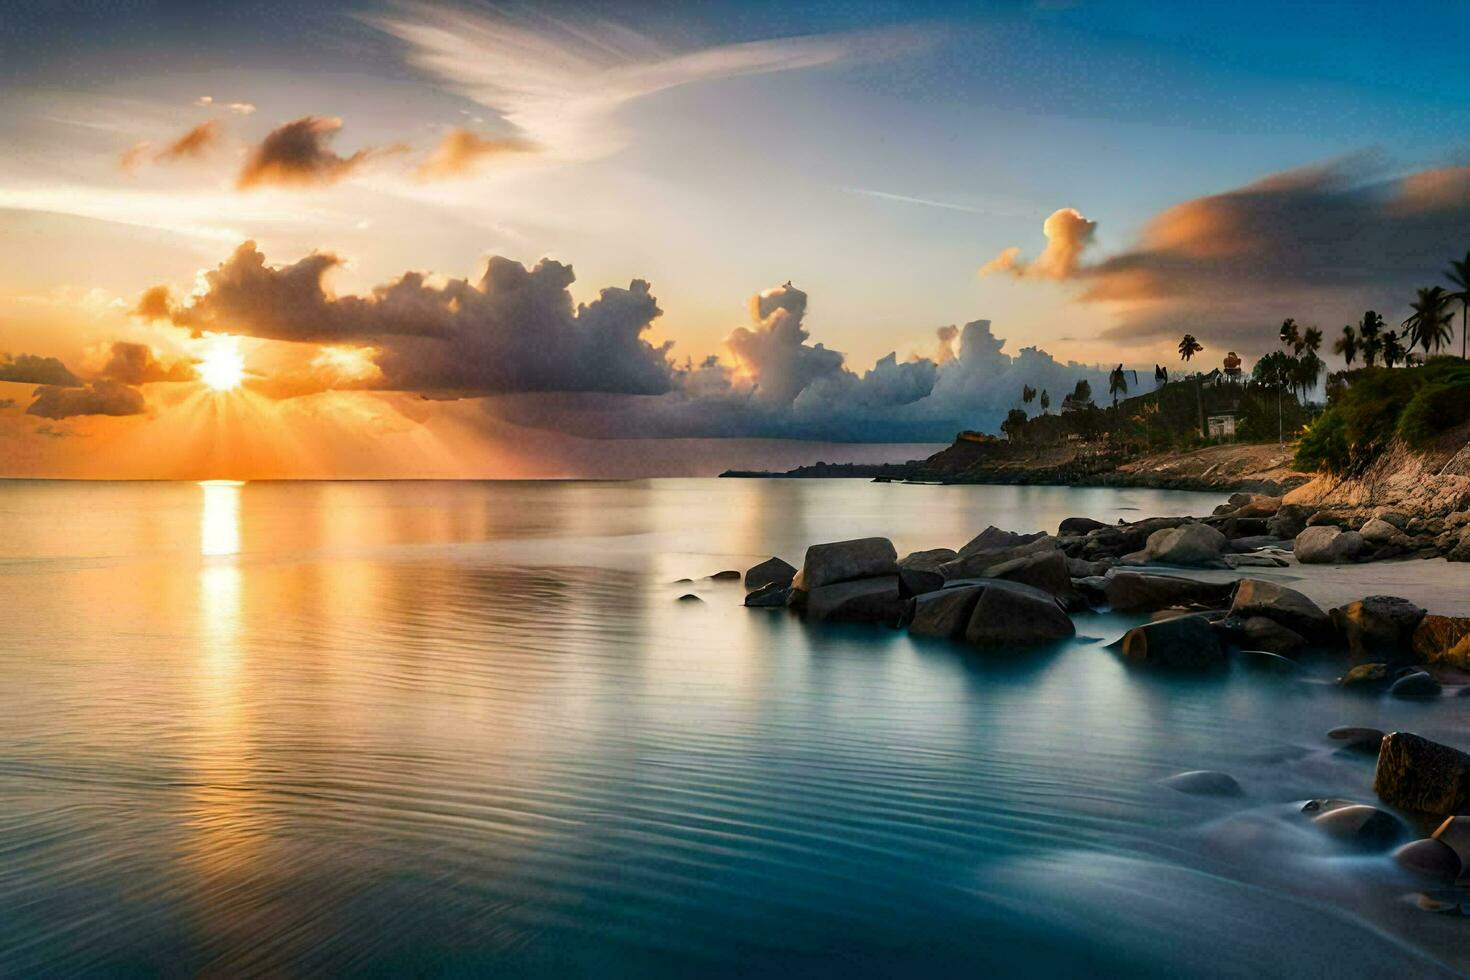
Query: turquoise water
0,478,1466,976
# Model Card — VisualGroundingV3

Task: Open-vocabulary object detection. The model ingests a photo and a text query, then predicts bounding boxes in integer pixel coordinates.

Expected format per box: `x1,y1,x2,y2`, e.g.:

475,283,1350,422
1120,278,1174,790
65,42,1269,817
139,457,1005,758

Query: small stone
1327,726,1386,753
677,594,703,602
1390,671,1442,699
1161,770,1243,797
1393,838,1462,881
1338,663,1390,689
744,582,790,607
709,569,741,581
744,557,797,590
1312,804,1403,849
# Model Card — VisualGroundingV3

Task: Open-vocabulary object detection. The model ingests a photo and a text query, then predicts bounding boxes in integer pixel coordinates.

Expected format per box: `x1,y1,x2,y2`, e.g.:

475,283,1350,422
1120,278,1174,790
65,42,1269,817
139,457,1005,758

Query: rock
1411,615,1470,669
1327,725,1386,751
1102,572,1235,613
963,581,1075,647
709,569,742,581
744,583,791,607
796,537,898,590
1120,615,1229,670
677,594,703,602
744,557,797,591
897,566,945,599
1229,535,1292,553
1431,816,1470,873
1137,522,1229,567
957,526,1046,558
805,576,904,626
1301,798,1357,814
938,535,1058,580
1066,556,1108,578
1222,553,1289,568
1331,596,1427,662
1229,579,1333,642
1072,575,1109,606
1375,732,1470,815
1237,616,1308,655
1390,670,1442,699
897,548,957,571
1267,504,1313,540
908,585,985,639
1337,663,1390,689
1394,838,1462,881
1231,495,1283,518
1359,518,1402,546
1058,516,1108,535
1079,517,1190,561
985,549,1073,600
1313,804,1403,849
1375,509,1411,530
1161,770,1243,796
1295,526,1363,564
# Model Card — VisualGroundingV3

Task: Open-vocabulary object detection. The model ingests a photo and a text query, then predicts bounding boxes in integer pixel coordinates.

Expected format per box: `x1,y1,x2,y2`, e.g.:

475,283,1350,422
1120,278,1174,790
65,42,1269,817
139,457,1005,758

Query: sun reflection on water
199,480,243,557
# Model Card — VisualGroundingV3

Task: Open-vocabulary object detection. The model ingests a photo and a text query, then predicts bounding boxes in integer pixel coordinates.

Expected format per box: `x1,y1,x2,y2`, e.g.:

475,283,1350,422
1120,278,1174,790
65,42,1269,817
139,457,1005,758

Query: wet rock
677,594,703,602
1394,838,1462,880
1432,816,1470,873
744,557,797,591
1359,518,1402,547
1390,670,1442,699
1237,616,1308,655
744,582,791,607
1313,804,1403,849
897,566,945,599
1337,663,1390,690
709,569,742,581
796,537,898,590
1331,596,1427,662
1228,535,1292,553
805,576,904,626
938,535,1058,580
1229,579,1333,642
1375,732,1470,815
1120,615,1229,670
1222,553,1289,568
1133,522,1229,567
1296,526,1363,564
985,549,1074,601
897,548,957,572
1103,571,1235,614
1067,556,1108,578
1161,770,1243,796
1411,615,1470,670
963,581,1075,647
1059,516,1107,535
1327,726,1386,751
1267,503,1313,540
957,526,1046,558
908,585,984,639
1072,575,1109,607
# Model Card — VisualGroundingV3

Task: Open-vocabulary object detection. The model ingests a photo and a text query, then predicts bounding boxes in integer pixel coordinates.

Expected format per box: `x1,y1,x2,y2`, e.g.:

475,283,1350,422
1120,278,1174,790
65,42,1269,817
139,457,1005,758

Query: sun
198,340,245,392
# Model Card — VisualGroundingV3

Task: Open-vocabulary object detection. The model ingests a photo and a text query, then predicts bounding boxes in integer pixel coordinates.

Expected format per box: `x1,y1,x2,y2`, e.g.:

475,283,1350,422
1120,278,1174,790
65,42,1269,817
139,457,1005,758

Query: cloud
118,141,152,172
372,5,892,163
26,379,146,419
97,342,197,384
981,207,1098,279
0,353,82,386
155,120,221,163
416,127,533,179
195,96,256,114
0,399,16,410
237,117,397,189
144,241,676,396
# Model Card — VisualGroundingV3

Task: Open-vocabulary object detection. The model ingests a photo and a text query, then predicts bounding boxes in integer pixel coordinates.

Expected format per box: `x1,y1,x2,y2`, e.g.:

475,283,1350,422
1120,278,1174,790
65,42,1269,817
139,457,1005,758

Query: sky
2,0,1469,478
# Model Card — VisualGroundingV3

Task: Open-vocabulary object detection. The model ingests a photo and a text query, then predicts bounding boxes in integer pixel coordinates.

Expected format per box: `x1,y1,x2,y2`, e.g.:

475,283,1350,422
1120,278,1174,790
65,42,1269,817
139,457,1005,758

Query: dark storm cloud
237,117,397,189
26,379,145,419
0,353,82,386
98,342,197,384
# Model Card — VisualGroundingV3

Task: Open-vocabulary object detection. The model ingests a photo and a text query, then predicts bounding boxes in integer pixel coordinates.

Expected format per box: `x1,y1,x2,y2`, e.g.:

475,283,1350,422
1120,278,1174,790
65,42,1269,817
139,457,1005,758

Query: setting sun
198,341,245,392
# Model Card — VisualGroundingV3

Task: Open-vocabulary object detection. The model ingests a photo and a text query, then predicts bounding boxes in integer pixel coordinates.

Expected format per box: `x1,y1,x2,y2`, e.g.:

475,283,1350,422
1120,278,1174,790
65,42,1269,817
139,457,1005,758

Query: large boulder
1228,579,1332,642
1330,596,1426,662
963,581,1075,647
1058,516,1108,535
1131,522,1228,567
796,537,898,590
744,582,791,607
1220,615,1307,656
897,566,945,599
957,526,1046,558
1358,518,1402,547
1295,526,1363,564
1267,503,1313,540
1079,517,1190,561
1119,614,1228,670
984,549,1073,600
937,535,1059,581
745,556,797,591
1374,732,1470,815
804,576,905,626
1103,572,1235,613
898,548,958,571
1229,535,1291,553
908,585,985,640
1229,495,1283,518
1411,615,1470,669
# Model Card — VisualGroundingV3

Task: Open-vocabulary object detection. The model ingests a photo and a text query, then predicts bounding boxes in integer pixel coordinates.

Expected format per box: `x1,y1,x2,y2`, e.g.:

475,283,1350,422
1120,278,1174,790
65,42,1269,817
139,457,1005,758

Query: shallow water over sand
1,478,1467,976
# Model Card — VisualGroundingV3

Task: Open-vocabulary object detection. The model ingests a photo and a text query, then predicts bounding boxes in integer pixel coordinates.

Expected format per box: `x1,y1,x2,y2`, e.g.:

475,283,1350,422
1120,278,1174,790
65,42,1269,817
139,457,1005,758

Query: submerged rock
1337,663,1390,690
1229,579,1333,642
1431,816,1470,873
1161,770,1243,796
1332,596,1427,662
1313,804,1403,849
1102,572,1235,613
897,566,945,599
1216,615,1307,655
796,537,898,590
744,582,791,607
963,581,1075,647
1119,615,1228,670
1394,838,1462,880
1059,516,1107,535
1389,670,1442,699
1327,725,1386,751
1375,732,1470,815
805,575,904,626
1296,526,1363,564
677,594,703,602
744,557,797,591
710,569,742,581
908,585,985,640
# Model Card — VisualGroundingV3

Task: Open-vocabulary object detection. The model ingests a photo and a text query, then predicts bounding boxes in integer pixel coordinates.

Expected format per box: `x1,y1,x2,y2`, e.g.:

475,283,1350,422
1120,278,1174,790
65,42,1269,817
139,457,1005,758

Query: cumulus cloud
155,120,221,163
26,380,146,420
0,353,81,386
981,207,1098,279
416,128,533,179
141,241,676,395
237,117,396,189
97,342,197,384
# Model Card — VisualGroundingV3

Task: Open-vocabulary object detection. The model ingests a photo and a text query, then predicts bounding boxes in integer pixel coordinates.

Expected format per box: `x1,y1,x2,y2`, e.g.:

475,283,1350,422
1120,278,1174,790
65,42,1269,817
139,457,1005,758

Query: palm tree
1382,330,1406,368
1039,389,1050,414
1108,364,1128,407
1404,285,1455,358
1358,310,1384,367
1334,324,1358,366
1177,334,1203,362
1446,251,1470,360
1154,364,1168,386
1279,318,1302,354
1254,350,1294,446
1022,384,1036,408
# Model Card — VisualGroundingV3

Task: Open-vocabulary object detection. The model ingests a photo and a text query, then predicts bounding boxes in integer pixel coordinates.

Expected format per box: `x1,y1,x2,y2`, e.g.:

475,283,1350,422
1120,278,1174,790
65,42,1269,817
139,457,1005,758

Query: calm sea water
1,478,1467,977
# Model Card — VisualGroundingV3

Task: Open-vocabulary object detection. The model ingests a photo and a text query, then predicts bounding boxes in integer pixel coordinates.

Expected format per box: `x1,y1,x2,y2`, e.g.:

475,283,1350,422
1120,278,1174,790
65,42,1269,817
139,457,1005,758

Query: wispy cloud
844,187,1033,218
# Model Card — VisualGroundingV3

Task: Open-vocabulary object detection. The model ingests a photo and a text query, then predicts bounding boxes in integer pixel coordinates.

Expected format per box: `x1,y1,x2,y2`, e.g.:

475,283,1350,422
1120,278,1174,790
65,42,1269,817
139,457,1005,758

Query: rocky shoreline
725,494,1470,909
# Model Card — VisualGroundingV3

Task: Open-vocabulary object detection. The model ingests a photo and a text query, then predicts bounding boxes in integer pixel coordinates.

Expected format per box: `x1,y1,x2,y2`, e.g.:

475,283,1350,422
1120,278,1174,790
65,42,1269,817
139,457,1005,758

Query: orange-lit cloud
27,379,146,419
156,120,222,163
0,352,81,386
97,341,198,384
237,117,396,189
981,207,1097,280
194,96,256,115
416,128,533,179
